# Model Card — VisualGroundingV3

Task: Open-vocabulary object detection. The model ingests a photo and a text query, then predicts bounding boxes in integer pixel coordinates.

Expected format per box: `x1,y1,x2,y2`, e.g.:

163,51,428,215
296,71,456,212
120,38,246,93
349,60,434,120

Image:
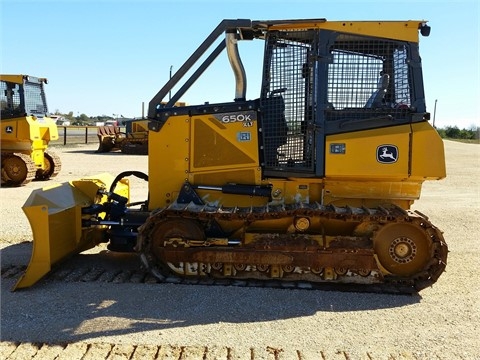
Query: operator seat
365,73,389,108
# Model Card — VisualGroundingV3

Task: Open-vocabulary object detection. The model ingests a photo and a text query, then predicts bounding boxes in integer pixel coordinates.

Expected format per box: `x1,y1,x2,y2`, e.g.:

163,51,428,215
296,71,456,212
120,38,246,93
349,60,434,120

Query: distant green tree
78,113,90,122
65,111,74,121
436,128,446,138
437,125,478,141
459,129,474,140
444,126,461,138
71,113,91,126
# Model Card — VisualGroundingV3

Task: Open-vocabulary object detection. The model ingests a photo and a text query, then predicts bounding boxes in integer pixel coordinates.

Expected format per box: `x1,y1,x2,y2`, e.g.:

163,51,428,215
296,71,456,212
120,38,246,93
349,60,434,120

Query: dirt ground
1,140,479,359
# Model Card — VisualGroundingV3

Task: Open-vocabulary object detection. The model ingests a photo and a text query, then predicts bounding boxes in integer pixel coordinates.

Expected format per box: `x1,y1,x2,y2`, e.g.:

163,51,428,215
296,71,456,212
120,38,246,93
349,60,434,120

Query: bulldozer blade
13,173,129,290
96,126,122,153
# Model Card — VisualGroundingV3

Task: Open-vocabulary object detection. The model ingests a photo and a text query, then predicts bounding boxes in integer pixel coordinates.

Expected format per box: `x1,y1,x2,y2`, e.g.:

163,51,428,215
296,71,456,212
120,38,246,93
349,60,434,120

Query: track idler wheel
373,222,433,277
1,153,36,186
146,218,205,279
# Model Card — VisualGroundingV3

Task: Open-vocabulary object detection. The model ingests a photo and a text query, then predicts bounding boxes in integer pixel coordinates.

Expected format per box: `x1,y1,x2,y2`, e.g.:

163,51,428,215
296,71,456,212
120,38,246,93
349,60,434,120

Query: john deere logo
5,126,13,134
377,145,398,163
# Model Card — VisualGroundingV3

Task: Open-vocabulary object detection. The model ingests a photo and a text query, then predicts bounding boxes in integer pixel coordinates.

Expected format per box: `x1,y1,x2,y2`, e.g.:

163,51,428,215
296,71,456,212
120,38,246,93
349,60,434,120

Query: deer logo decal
377,145,398,163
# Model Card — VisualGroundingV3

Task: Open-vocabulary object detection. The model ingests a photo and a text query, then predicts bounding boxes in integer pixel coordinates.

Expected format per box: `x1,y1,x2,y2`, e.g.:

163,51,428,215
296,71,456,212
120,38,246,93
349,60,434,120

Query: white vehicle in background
50,115,71,126
105,119,118,126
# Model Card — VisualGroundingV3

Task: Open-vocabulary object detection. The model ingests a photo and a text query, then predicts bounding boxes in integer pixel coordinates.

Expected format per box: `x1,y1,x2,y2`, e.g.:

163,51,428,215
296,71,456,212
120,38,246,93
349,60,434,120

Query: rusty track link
137,203,448,294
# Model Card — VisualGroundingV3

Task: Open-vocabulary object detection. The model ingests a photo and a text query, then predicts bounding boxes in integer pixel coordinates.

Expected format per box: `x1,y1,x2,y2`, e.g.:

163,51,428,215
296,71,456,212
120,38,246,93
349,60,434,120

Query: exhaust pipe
226,30,246,101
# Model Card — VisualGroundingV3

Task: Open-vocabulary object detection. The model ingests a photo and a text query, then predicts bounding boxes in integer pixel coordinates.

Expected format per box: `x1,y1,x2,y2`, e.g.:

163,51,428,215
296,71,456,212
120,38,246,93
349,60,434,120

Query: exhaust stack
226,30,247,101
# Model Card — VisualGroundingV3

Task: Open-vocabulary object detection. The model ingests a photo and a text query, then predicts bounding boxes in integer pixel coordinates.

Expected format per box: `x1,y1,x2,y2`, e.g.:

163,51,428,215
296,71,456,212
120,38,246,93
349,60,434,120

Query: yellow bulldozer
96,119,149,154
96,103,186,154
1,74,61,186
15,19,447,294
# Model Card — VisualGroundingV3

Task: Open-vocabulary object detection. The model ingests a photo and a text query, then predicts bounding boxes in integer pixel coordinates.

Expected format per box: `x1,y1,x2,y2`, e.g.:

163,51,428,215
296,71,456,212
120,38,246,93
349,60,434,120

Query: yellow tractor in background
1,75,61,186
15,19,448,294
96,119,149,154
96,103,186,154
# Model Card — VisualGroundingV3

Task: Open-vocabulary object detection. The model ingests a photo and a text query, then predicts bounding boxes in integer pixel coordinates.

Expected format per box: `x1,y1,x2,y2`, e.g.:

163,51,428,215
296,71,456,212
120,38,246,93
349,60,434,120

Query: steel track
2,203,447,295
46,150,62,178
137,202,448,295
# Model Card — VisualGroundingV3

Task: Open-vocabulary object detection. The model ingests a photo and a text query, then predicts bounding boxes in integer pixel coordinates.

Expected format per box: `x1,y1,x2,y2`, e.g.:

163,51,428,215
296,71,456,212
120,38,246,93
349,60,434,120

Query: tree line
56,111,120,125
436,126,479,141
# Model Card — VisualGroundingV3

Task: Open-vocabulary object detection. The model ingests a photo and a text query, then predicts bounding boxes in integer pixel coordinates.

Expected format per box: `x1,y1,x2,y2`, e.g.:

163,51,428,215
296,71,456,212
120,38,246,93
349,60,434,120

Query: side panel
148,115,191,210
410,121,446,180
1,115,59,169
325,125,410,180
324,122,445,181
188,111,263,207
323,124,417,208
190,111,259,173
148,109,264,209
1,116,58,145
1,118,33,152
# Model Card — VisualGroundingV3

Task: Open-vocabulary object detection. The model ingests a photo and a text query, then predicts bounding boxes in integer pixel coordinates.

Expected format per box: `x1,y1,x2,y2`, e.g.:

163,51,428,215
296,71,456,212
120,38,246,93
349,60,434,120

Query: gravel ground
1,140,479,359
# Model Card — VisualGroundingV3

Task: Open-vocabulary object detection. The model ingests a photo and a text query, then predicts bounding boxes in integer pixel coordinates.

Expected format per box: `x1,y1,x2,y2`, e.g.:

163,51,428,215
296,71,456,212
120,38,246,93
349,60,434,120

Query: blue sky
1,0,478,129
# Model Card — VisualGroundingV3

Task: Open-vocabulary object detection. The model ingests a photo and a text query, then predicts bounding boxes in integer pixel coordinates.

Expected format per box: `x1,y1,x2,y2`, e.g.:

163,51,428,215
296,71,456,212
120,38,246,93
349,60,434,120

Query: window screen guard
259,30,417,176
260,29,317,174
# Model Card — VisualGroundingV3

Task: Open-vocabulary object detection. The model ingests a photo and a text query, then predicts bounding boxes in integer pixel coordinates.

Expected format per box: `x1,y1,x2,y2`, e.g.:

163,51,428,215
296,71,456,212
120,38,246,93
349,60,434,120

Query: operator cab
259,28,428,177
148,20,430,179
0,75,49,119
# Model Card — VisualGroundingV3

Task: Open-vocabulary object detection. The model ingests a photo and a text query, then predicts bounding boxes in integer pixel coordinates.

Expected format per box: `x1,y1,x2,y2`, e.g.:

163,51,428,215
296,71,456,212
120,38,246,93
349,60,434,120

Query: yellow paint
14,173,129,290
1,74,59,171
410,122,446,180
148,112,262,209
269,20,425,43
